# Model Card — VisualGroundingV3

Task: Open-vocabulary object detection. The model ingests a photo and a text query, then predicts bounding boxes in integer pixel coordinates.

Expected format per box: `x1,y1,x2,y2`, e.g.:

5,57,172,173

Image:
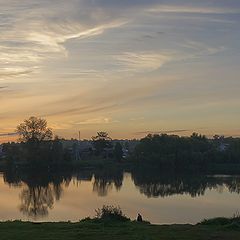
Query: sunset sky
0,0,240,142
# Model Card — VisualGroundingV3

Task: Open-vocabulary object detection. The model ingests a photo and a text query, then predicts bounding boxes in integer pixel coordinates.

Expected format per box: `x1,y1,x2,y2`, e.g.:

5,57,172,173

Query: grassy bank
0,219,240,240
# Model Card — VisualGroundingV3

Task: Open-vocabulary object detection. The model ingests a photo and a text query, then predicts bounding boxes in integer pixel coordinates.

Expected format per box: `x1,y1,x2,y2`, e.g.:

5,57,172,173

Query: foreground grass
0,219,240,240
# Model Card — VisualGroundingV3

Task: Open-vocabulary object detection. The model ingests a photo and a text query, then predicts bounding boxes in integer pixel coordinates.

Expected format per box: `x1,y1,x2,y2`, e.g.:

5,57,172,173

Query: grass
200,213,240,230
1,205,240,239
0,219,240,240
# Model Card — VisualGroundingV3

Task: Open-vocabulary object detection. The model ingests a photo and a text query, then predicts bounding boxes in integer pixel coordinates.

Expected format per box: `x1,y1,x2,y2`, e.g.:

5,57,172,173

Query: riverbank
0,219,240,240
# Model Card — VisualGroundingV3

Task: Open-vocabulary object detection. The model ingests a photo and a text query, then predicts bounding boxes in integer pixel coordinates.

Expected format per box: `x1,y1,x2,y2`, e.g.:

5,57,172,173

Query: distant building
122,148,129,159
60,139,138,160
218,143,229,152
60,140,94,161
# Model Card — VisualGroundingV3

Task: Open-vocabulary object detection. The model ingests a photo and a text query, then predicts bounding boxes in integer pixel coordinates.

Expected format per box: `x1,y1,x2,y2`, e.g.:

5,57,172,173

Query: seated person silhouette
137,213,143,222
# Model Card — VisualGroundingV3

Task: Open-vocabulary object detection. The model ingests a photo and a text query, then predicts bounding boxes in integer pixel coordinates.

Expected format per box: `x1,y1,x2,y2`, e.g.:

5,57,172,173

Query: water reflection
2,168,240,220
3,169,71,218
131,168,240,197
93,169,123,196
19,185,55,217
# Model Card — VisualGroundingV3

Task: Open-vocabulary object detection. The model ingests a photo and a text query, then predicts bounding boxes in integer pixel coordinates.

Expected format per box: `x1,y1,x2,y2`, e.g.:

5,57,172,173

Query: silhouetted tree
133,133,213,171
16,116,53,143
92,132,112,155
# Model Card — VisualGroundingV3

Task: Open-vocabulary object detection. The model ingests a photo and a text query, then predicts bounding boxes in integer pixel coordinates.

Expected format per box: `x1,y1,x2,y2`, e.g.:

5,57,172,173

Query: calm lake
0,169,240,224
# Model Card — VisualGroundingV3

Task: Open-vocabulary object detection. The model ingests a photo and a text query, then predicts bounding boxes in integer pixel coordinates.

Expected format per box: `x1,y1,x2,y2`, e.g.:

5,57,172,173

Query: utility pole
74,131,81,161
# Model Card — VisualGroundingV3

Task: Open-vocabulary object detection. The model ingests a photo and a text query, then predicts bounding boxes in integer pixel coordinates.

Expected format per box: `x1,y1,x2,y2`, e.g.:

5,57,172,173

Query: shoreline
0,218,240,240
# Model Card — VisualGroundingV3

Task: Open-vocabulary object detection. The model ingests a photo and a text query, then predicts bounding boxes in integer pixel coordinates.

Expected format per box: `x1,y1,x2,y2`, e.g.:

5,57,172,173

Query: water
1,169,240,224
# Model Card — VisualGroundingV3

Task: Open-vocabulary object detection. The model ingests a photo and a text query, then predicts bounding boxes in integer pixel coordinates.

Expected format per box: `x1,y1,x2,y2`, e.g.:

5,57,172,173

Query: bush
200,217,231,226
95,205,130,222
79,217,92,222
200,212,240,227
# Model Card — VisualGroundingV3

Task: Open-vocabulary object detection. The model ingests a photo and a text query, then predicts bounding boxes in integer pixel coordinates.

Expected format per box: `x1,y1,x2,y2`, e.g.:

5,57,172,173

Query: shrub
200,212,240,227
95,205,130,222
200,217,231,226
79,217,92,222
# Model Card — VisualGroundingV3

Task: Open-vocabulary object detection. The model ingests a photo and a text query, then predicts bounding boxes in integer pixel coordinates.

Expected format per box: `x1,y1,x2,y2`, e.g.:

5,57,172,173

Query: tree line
2,116,123,167
1,116,240,173
132,133,240,172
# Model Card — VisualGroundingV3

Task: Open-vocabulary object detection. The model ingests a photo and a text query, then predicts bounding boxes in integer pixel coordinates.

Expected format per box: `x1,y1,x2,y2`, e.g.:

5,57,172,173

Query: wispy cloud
115,52,173,72
0,20,126,74
0,0,239,139
180,40,225,55
75,117,119,125
130,117,145,121
148,5,240,14
26,20,127,54
0,1,127,80
0,86,7,89
134,129,191,135
0,67,34,79
0,132,17,137
48,123,73,130
113,41,224,74
45,104,118,118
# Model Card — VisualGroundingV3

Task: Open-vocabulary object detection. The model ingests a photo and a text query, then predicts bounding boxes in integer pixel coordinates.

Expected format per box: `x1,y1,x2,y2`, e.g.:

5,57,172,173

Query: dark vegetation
1,116,240,175
1,117,240,238
1,213,240,240
94,205,130,222
91,132,112,156
200,212,240,231
133,133,240,173
1,117,126,169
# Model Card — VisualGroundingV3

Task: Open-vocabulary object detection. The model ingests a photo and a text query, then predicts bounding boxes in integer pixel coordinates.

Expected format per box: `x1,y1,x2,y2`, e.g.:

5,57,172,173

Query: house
219,143,229,152
61,140,94,161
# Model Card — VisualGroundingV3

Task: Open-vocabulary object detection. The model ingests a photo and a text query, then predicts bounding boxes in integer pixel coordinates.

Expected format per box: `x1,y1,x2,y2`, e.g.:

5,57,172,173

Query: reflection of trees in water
131,168,240,198
93,179,113,197
3,166,240,219
3,168,71,219
19,183,66,219
93,170,123,196
3,168,124,217
19,185,56,218
225,178,240,194
132,176,208,198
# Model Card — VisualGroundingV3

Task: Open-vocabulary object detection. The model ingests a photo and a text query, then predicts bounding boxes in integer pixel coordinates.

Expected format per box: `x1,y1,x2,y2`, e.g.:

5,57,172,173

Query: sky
0,0,240,142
